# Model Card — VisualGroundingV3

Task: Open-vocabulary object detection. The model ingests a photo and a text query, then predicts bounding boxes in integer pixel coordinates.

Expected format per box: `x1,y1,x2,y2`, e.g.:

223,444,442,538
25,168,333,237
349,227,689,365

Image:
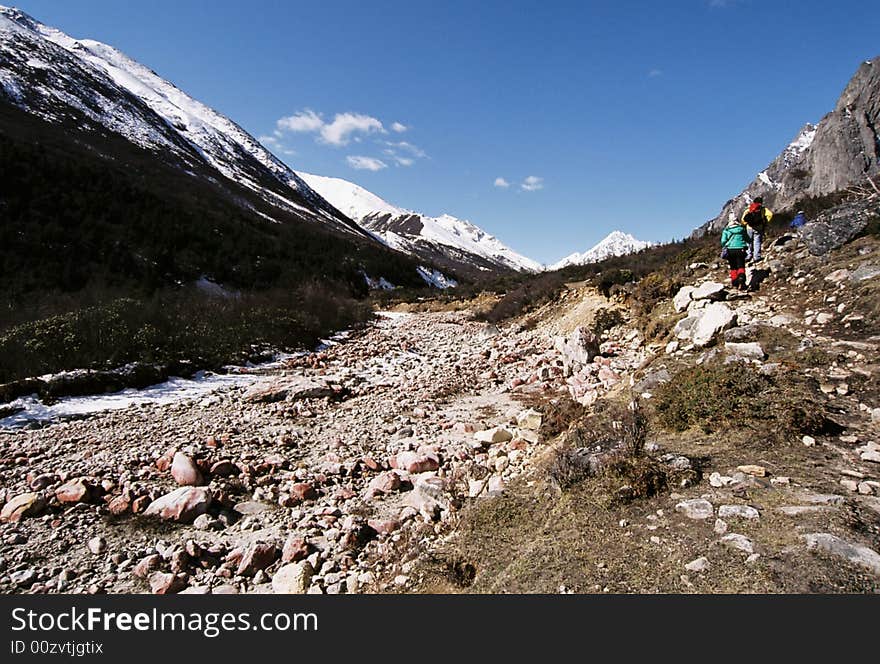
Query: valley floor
1,231,880,594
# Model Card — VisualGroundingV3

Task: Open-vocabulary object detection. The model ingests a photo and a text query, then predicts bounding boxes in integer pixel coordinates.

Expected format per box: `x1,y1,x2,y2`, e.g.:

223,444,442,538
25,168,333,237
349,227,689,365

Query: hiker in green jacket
721,215,750,290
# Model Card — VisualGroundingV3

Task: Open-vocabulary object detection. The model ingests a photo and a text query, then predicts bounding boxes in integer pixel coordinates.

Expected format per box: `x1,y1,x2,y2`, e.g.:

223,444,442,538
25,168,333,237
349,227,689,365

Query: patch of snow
362,273,396,290
416,266,458,289
0,371,260,429
375,311,411,320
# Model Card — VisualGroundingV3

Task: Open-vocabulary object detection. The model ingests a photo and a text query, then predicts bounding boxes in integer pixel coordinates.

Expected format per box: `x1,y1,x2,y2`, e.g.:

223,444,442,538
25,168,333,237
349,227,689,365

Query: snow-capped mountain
548,231,654,270
0,5,363,236
298,172,543,274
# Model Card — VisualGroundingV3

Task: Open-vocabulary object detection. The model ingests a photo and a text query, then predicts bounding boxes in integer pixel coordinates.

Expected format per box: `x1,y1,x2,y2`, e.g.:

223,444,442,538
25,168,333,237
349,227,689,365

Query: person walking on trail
721,214,750,290
790,210,807,228
741,196,773,262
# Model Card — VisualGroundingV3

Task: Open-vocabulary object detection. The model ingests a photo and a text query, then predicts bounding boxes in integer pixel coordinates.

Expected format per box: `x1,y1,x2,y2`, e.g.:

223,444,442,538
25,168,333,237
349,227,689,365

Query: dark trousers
726,248,746,286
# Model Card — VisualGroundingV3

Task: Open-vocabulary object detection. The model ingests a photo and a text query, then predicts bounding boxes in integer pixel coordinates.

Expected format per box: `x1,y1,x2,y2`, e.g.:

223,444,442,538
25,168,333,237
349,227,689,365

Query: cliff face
807,59,880,197
696,57,880,236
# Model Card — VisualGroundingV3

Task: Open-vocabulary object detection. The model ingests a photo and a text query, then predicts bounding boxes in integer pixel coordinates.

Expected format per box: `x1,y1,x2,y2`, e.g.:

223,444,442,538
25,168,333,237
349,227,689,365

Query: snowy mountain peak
549,231,654,271
297,172,404,220
298,172,543,274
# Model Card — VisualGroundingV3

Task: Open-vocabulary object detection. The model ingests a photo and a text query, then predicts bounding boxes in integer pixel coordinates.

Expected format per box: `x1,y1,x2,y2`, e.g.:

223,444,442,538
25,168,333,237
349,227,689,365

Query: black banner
0,594,875,660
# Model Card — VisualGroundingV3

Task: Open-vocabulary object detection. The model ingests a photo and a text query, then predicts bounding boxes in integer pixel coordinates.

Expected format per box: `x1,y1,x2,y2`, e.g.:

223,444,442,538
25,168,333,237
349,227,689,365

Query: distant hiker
721,215,749,290
741,196,773,262
790,210,807,228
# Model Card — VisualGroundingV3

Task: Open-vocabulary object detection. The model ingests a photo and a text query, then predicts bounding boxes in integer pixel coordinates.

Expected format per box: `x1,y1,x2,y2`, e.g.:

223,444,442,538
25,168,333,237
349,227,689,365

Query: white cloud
385,140,427,158
320,113,385,146
648,68,663,77
494,177,510,188
277,109,323,133
391,122,408,133
275,110,386,146
346,155,387,171
521,175,544,191
394,157,414,167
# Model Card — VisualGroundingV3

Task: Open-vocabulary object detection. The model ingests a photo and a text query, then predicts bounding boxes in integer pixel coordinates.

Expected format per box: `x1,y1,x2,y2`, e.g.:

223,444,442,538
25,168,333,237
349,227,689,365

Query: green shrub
653,363,839,441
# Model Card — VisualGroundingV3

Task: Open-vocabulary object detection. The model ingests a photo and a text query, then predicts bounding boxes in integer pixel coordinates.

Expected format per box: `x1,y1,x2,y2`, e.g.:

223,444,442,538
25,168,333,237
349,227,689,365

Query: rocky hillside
698,57,880,235
0,6,367,236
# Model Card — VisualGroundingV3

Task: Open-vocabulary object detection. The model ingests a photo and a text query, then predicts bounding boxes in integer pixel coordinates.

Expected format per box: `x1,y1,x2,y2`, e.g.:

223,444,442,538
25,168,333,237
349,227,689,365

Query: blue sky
13,0,880,263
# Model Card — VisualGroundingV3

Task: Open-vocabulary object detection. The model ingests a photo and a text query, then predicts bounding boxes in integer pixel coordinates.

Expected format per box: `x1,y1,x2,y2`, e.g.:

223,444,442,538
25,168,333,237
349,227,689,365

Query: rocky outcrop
798,199,877,255
696,57,880,236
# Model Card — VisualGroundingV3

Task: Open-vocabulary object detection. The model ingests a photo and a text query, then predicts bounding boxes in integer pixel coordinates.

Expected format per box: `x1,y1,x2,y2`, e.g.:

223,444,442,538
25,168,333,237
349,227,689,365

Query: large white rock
144,487,212,523
691,302,737,347
516,409,543,431
272,562,315,594
673,286,696,312
675,498,714,520
724,342,766,360
691,281,726,301
474,427,513,444
554,327,600,376
804,533,880,575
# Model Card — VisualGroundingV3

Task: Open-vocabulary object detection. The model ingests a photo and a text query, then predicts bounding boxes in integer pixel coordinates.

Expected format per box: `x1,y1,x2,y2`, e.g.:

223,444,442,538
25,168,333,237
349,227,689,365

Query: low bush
653,363,839,441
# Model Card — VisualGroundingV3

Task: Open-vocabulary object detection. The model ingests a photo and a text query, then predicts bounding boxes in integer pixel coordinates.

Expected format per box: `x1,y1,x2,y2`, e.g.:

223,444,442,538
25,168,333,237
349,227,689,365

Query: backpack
744,205,766,231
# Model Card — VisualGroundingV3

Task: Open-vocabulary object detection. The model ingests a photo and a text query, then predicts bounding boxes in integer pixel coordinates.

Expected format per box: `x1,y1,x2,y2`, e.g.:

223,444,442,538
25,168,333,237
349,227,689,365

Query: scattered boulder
237,542,278,576
724,342,766,361
282,536,310,563
691,303,737,347
555,327,600,375
721,533,754,554
675,303,737,347
148,571,187,594
144,487,212,523
718,505,760,520
55,479,94,504
675,498,714,520
804,533,880,575
798,201,872,256
474,427,513,444
851,264,880,282
691,281,726,301
392,451,440,474
244,377,334,403
516,409,543,431
87,536,107,555
171,452,204,486
0,492,46,523
368,471,402,495
272,562,314,594
673,286,696,312
685,556,710,572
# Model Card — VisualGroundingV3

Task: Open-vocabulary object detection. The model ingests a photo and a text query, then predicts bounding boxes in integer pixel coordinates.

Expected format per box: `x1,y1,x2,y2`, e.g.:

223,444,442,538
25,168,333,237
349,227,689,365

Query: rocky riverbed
0,307,647,594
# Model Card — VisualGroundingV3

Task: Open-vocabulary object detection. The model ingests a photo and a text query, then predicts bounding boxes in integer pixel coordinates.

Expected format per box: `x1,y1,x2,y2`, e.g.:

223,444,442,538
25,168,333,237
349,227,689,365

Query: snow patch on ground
0,371,261,429
417,266,458,289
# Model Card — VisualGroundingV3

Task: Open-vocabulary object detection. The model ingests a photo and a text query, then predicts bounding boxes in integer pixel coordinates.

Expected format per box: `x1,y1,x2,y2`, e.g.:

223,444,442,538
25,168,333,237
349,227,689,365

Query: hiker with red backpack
721,214,749,290
741,196,773,262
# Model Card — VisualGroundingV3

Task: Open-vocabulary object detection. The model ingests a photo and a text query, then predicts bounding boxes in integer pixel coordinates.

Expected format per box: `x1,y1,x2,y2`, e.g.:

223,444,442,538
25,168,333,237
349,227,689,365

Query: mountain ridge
297,171,545,275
